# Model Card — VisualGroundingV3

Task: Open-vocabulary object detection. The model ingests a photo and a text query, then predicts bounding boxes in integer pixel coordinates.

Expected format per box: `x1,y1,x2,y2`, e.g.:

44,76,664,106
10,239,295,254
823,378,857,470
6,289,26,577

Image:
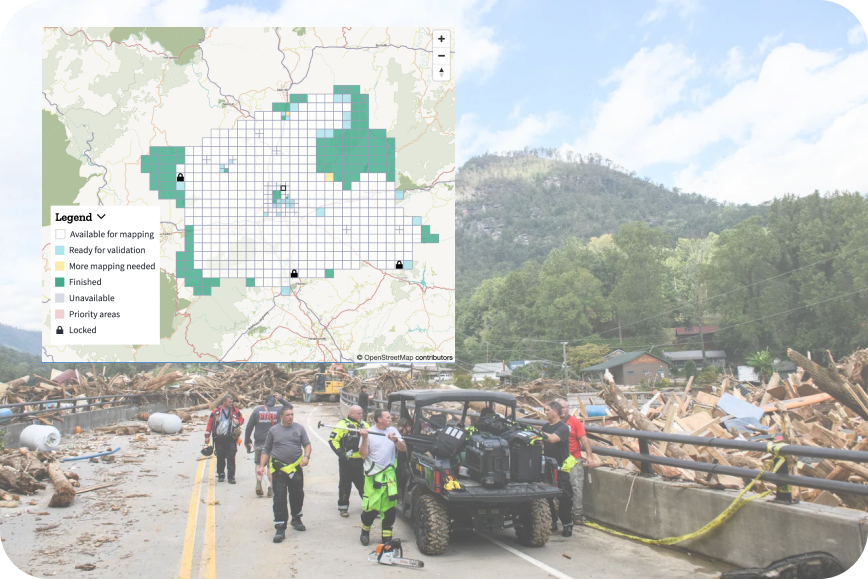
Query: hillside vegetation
456,151,768,297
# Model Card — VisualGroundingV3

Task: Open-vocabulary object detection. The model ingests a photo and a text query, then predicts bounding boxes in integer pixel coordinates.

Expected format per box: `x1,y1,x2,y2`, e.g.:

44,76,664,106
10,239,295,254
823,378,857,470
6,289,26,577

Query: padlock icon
396,261,403,269
177,173,184,182
290,269,298,278
56,326,64,335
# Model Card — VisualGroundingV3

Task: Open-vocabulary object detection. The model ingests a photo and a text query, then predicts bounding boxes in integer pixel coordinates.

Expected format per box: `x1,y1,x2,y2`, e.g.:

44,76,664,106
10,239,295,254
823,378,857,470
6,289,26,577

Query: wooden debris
47,462,75,507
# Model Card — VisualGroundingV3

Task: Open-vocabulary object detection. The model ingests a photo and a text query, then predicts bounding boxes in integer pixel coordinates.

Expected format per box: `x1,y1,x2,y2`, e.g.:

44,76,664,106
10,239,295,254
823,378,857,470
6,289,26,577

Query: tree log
47,462,75,507
787,349,868,420
599,378,692,462
0,465,46,494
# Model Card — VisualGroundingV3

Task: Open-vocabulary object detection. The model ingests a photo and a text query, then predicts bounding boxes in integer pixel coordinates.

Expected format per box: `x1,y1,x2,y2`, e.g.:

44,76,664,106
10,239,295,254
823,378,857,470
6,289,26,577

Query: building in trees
579,351,669,387
663,349,728,371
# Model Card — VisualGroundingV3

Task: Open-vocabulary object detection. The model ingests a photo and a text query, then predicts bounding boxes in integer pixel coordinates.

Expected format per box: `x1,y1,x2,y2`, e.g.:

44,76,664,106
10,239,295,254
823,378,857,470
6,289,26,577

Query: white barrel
20,425,62,451
147,412,183,434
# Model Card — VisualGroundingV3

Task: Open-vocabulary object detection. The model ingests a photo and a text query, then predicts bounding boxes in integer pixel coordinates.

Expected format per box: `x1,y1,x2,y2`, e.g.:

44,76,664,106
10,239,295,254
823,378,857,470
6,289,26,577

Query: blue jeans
305,392,311,403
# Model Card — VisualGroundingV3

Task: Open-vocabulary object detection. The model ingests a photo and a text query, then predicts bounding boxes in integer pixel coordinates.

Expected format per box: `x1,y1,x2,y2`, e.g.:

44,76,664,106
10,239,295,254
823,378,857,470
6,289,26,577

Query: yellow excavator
314,363,345,401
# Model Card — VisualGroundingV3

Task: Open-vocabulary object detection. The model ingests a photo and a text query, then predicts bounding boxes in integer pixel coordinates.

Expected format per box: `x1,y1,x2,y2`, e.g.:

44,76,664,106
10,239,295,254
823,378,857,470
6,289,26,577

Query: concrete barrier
0,396,195,447
583,466,868,570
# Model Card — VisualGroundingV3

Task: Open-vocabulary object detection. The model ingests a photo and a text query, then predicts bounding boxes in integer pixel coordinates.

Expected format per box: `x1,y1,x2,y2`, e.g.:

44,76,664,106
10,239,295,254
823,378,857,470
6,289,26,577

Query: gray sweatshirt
263,422,310,465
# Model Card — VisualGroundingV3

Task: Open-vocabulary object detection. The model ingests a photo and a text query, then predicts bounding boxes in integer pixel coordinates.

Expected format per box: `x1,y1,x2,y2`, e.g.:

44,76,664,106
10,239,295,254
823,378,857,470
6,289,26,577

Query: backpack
214,409,233,439
433,426,467,458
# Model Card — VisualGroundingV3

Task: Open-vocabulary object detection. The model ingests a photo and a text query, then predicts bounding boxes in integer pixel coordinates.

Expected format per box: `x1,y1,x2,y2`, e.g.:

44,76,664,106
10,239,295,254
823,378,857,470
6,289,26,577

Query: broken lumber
0,465,46,494
599,374,692,462
47,462,75,507
787,349,868,420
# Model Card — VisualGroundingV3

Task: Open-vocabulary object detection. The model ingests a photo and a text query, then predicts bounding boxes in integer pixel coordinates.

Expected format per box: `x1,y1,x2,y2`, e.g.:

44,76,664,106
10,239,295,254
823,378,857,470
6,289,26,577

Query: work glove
345,450,354,460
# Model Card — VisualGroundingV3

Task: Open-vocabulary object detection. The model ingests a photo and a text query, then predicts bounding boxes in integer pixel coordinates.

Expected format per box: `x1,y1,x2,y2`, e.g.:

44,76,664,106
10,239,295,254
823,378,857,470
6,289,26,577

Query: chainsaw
367,539,424,568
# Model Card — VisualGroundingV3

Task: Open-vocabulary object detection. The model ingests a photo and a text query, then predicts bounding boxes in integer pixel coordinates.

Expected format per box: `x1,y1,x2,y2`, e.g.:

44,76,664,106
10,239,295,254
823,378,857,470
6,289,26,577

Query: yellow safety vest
269,454,304,475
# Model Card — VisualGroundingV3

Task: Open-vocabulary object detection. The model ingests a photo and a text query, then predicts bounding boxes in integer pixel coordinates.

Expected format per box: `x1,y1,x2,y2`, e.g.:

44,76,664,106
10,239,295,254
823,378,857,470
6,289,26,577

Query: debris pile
585,348,868,511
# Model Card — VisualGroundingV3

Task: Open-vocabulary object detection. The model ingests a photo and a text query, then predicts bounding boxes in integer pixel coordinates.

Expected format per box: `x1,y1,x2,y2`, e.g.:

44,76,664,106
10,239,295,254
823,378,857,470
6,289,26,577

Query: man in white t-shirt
304,383,313,403
358,409,406,546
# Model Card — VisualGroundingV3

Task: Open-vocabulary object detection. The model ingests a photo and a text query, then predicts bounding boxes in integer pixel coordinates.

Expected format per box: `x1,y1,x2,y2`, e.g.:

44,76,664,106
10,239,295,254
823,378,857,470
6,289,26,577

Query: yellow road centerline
198,456,217,579
178,458,207,579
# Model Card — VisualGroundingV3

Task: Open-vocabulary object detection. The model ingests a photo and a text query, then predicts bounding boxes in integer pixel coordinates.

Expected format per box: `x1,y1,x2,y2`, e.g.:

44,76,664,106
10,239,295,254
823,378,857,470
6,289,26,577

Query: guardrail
0,393,178,422
339,388,868,499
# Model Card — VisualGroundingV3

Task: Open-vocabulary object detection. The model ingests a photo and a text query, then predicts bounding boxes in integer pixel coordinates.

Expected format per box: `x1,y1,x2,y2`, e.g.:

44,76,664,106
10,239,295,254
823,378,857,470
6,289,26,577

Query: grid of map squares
140,86,439,296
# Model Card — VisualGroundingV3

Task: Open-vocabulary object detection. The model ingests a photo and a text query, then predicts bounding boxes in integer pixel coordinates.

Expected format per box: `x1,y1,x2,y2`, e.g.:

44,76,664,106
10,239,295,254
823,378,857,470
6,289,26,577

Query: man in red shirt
557,398,597,525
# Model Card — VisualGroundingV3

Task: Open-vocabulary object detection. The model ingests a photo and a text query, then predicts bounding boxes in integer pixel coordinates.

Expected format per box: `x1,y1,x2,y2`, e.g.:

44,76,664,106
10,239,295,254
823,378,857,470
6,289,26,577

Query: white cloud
508,103,522,120
757,32,784,54
718,46,754,83
639,0,700,25
458,111,565,164
565,42,868,204
848,23,867,46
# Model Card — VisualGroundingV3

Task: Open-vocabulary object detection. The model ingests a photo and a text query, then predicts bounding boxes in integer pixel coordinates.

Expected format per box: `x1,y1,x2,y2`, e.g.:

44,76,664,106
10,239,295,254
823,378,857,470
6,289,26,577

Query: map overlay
42,27,455,363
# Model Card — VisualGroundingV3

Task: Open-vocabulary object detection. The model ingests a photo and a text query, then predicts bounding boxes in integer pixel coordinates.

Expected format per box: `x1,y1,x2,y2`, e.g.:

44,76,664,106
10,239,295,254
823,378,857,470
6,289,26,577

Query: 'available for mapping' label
50,206,160,346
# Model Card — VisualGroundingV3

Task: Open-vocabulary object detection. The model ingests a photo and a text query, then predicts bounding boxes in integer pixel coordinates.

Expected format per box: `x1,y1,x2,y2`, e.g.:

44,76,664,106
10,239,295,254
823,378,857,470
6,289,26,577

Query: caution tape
585,442,788,546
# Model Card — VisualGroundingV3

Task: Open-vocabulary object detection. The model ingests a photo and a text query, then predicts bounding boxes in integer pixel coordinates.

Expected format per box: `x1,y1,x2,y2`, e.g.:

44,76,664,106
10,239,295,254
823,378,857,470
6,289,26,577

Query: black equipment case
505,429,543,483
466,432,510,487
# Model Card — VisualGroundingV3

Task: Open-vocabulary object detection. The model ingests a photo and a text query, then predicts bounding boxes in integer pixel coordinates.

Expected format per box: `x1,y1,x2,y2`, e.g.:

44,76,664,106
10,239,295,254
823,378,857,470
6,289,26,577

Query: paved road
1,404,732,579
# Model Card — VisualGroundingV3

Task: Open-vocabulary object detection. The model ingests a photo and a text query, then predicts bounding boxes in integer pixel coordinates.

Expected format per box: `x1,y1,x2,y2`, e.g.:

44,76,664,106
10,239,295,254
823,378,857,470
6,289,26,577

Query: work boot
550,521,559,533
273,524,286,543
562,524,573,538
255,480,263,496
360,529,370,546
217,473,225,482
228,477,236,484
290,517,306,531
267,486,273,498
339,509,349,518
573,515,586,526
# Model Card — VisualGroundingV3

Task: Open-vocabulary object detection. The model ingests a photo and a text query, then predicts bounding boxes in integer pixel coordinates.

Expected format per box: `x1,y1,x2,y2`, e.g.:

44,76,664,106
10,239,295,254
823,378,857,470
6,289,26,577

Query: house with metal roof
663,350,727,370
578,350,670,386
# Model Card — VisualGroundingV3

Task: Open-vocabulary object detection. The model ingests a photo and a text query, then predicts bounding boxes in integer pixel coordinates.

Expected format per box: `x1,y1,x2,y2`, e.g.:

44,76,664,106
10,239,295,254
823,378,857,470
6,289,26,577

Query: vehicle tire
414,493,450,555
514,498,551,547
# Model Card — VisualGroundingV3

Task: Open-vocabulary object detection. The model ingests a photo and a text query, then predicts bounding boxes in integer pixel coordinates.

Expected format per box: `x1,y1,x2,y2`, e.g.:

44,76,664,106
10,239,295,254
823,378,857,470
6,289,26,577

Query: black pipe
596,447,868,497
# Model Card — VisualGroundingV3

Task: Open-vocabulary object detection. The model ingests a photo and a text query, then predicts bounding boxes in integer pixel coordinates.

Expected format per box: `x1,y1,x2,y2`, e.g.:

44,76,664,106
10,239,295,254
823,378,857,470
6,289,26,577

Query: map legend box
49,206,160,346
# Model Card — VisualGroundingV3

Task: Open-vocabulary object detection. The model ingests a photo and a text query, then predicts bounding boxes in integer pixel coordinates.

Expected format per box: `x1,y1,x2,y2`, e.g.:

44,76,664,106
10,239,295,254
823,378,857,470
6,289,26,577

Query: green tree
611,222,673,339
746,349,774,383
683,360,697,379
566,343,610,372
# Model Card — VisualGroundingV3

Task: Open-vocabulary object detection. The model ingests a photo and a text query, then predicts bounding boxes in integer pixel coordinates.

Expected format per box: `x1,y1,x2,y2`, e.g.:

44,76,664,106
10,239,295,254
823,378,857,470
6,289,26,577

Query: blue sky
0,0,866,334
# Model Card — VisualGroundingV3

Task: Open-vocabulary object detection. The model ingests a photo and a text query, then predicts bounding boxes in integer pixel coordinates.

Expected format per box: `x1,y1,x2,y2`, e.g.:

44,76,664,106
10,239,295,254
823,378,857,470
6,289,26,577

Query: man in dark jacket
358,385,369,420
244,393,291,497
328,405,370,517
205,395,244,483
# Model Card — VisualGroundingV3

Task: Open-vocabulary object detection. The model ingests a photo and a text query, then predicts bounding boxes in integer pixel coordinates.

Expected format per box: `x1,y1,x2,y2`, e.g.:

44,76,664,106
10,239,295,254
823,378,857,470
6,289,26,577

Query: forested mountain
455,151,868,369
0,324,41,356
456,151,768,298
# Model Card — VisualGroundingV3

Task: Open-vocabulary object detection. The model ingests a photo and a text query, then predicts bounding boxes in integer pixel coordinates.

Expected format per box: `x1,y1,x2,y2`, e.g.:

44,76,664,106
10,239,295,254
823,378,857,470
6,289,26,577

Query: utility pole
696,289,706,366
617,313,622,345
561,342,569,397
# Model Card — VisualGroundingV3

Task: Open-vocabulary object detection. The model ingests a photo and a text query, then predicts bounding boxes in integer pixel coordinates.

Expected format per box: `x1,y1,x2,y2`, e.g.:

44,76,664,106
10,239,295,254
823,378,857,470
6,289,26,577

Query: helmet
200,445,214,457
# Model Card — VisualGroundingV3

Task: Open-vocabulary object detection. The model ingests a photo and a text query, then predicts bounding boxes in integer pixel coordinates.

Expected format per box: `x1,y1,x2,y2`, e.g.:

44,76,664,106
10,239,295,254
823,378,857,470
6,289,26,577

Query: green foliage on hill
456,151,768,298
456,161,868,369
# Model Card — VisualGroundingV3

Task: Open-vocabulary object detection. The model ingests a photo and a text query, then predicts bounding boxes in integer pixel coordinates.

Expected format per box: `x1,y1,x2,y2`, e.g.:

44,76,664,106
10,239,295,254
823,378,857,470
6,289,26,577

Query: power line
646,286,868,351
582,241,868,343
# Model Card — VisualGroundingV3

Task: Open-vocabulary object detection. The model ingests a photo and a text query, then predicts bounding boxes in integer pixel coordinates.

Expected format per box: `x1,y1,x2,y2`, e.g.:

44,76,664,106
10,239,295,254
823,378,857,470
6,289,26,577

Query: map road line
178,458,207,579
